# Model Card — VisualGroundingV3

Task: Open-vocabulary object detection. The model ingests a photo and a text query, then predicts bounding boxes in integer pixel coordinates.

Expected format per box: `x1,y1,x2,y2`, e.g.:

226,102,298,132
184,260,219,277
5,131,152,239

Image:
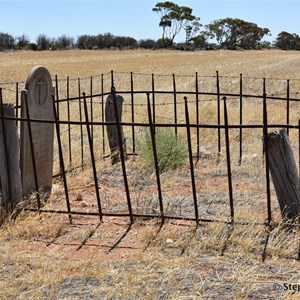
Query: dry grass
1,212,299,299
1,49,300,81
1,49,300,299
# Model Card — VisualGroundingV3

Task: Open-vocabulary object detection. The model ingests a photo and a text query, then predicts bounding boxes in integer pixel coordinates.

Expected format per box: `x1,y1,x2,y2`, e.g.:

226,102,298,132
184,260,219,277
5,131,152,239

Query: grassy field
1,49,300,299
1,49,300,81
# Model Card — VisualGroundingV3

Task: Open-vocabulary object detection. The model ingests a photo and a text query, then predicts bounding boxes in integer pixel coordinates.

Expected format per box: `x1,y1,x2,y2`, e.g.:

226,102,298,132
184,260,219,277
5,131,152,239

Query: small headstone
20,66,55,197
105,94,127,165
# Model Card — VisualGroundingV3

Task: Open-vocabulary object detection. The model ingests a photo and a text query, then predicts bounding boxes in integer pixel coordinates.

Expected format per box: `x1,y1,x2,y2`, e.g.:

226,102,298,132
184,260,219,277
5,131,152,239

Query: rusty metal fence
1,71,300,258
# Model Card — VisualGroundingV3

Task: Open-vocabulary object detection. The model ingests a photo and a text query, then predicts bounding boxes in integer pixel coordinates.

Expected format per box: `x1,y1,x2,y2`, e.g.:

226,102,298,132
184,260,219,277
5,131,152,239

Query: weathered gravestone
20,66,55,197
105,94,127,165
0,104,22,212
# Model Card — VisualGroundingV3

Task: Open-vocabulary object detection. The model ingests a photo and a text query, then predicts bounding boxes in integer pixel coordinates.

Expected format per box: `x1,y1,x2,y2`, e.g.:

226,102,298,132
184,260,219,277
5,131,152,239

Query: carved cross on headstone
35,78,47,105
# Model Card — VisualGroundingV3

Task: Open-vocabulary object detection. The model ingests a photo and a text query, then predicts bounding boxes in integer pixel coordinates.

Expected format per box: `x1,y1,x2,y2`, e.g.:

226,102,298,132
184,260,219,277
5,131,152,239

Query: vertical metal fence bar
216,71,221,155
263,83,272,226
151,73,156,125
52,94,72,223
111,70,114,88
223,97,234,224
184,96,199,225
67,76,72,166
111,87,133,223
287,79,290,136
173,74,178,136
0,89,12,202
195,72,200,161
83,93,102,222
239,73,243,165
55,75,62,177
55,75,60,119
90,76,94,141
78,78,84,170
101,74,105,156
23,91,41,209
146,92,164,221
130,72,135,157
15,82,19,127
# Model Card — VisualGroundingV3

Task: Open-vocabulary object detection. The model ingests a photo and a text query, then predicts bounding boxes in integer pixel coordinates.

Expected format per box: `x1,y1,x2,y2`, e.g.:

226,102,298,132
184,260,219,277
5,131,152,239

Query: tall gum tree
153,1,199,46
206,18,270,49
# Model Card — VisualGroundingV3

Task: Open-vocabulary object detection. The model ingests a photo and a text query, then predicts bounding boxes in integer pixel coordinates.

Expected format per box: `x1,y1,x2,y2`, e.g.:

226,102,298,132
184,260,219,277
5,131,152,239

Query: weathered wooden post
266,129,300,220
105,93,127,165
0,103,22,216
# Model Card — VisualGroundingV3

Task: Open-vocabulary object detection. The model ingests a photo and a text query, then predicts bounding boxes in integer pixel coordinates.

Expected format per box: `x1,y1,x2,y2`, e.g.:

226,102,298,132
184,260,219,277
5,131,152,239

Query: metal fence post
223,97,234,224
184,96,199,225
83,93,102,222
216,71,221,156
52,94,72,223
173,74,178,136
263,87,272,226
239,73,243,165
146,92,164,222
130,72,136,157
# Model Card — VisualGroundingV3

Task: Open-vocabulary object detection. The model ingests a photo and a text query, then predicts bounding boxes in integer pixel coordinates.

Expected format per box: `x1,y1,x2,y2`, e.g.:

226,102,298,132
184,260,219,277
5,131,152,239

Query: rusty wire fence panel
1,71,300,225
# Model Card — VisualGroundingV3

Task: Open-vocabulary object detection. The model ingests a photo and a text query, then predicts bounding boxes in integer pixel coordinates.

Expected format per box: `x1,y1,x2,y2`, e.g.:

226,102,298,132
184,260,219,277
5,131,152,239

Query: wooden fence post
105,94,127,165
0,104,22,216
267,129,300,220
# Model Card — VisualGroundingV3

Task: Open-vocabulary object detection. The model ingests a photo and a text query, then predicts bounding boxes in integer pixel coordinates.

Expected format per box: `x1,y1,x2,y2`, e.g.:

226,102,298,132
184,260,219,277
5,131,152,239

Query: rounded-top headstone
25,66,52,106
20,66,55,197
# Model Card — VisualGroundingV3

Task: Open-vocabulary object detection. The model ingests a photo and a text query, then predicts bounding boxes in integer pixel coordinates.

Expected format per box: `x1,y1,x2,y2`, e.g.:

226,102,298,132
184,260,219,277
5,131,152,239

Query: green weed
138,128,187,172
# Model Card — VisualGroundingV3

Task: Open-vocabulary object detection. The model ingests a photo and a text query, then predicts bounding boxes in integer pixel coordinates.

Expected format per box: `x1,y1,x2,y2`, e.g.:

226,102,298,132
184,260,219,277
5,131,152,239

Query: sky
1,0,300,44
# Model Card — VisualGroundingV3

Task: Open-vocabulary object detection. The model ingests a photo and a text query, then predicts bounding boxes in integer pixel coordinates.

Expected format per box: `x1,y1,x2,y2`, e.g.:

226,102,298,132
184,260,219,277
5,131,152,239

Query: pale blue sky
0,0,299,43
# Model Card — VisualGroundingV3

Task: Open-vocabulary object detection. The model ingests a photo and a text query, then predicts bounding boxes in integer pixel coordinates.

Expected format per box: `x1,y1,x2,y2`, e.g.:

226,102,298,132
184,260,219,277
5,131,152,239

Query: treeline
0,0,299,52
0,32,166,51
0,16,300,51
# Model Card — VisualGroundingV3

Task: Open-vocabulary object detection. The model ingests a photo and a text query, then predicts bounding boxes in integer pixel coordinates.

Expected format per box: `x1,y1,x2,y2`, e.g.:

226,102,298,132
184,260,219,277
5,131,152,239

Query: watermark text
273,283,300,292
